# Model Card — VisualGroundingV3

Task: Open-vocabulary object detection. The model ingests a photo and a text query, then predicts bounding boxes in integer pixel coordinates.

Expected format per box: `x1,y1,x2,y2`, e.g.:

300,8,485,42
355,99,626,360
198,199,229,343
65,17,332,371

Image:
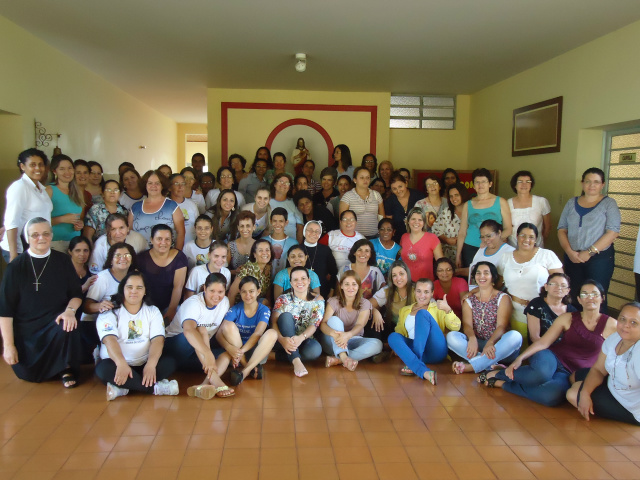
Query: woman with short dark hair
508,170,551,247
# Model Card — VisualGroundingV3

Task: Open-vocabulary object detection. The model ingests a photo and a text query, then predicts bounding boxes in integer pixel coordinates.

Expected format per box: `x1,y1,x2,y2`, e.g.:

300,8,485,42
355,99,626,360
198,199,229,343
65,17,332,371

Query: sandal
229,369,245,386
325,356,342,368
400,365,414,376
187,385,235,399
61,368,77,389
477,372,488,384
484,377,500,388
251,364,263,380
342,357,358,372
452,361,466,375
424,371,437,386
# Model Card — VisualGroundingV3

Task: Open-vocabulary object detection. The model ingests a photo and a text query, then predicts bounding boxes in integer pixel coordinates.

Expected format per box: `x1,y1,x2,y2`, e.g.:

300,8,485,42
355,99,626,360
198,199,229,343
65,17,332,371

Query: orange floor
1,356,639,480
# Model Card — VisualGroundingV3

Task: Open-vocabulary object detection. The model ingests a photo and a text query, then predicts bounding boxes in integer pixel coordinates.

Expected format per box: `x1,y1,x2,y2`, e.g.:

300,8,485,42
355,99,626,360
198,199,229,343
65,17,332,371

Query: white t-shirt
185,264,231,293
97,304,165,366
177,198,200,245
165,294,229,338
188,192,206,215
183,241,211,270
498,248,562,301
89,231,149,274
404,314,416,340
327,229,365,271
468,243,515,285
507,195,551,247
0,174,53,253
603,333,640,423
81,270,121,322
205,189,246,210
119,192,146,211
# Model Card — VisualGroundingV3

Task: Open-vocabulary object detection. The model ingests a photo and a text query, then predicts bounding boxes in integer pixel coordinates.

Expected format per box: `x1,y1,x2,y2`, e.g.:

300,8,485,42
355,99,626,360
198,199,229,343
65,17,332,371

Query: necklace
612,340,635,391
303,244,318,271
30,254,51,292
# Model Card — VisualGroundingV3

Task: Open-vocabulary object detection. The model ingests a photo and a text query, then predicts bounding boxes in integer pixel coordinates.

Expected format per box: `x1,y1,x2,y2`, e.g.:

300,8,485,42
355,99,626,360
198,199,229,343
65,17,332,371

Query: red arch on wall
265,118,334,166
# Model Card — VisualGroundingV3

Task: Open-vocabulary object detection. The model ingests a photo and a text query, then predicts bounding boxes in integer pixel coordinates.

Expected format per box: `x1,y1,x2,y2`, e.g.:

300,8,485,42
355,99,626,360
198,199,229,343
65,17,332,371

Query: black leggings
575,368,640,426
95,356,176,393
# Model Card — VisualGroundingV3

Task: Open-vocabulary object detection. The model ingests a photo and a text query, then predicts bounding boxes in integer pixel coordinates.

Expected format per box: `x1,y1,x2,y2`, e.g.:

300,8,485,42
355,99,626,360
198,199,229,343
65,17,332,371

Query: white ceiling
2,0,640,123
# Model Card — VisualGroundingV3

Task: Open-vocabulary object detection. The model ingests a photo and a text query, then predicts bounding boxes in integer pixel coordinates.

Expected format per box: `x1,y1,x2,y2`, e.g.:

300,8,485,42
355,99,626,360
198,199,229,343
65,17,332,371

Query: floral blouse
84,203,128,240
431,207,460,262
235,262,272,303
465,292,507,340
273,293,325,334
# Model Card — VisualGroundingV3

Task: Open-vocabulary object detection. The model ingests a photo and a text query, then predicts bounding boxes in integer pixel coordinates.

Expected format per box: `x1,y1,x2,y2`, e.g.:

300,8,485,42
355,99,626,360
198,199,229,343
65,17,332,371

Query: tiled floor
1,356,639,480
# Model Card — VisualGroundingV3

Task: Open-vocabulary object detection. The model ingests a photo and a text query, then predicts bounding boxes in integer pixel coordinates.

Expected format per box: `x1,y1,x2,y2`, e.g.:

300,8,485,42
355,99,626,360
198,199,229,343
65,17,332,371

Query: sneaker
154,379,179,396
106,382,129,401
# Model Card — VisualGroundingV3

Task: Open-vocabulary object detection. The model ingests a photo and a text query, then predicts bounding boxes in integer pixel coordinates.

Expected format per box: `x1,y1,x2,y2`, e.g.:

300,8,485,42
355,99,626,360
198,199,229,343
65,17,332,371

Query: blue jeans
319,316,383,361
163,333,225,372
494,349,571,407
387,310,448,379
446,330,522,373
276,312,322,363
564,246,614,313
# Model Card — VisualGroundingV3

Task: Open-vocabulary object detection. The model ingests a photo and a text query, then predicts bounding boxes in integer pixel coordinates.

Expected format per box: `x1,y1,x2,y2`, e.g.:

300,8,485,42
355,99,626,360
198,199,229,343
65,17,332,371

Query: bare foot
325,356,342,368
452,361,472,374
342,356,358,372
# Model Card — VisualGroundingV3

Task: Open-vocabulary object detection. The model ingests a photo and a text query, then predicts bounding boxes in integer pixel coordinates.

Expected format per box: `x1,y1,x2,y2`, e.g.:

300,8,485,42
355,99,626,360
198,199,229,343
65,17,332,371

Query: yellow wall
468,19,640,252
389,95,471,173
0,15,177,176
177,123,207,170
207,88,390,173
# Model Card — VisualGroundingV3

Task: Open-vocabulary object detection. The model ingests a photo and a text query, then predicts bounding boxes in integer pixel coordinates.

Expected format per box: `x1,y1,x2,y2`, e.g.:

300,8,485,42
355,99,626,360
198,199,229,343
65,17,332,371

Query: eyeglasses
341,218,356,223
277,180,290,186
474,180,489,185
114,253,132,259
579,292,601,299
516,180,532,184
104,188,120,193
90,171,103,176
29,232,52,239
479,233,496,240
220,175,233,180
363,160,375,164
172,182,186,187
518,234,537,241
547,282,569,289
426,182,439,188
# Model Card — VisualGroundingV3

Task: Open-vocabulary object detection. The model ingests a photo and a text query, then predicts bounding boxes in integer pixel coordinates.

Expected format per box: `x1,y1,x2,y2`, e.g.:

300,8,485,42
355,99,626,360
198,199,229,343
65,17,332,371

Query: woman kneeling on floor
164,273,235,399
216,276,278,386
272,266,325,377
446,262,522,374
389,278,461,385
320,270,383,371
96,271,178,401
566,302,640,425
480,280,617,407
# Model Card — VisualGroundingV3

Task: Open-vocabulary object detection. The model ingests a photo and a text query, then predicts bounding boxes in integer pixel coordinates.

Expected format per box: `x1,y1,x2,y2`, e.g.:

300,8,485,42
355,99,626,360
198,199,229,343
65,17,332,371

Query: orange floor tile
1,356,639,479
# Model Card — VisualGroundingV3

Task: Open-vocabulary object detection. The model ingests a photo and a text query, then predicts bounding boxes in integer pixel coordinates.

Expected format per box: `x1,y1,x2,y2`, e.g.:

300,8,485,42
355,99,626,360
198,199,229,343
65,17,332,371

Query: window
390,95,455,129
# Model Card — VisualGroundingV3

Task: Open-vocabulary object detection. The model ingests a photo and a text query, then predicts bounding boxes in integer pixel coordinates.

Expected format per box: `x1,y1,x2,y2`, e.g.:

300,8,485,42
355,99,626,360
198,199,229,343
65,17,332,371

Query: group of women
1,145,638,427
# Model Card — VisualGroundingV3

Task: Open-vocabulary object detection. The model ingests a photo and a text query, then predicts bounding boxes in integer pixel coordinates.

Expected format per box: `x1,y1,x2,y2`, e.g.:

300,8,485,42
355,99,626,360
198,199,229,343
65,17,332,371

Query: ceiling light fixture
295,53,306,73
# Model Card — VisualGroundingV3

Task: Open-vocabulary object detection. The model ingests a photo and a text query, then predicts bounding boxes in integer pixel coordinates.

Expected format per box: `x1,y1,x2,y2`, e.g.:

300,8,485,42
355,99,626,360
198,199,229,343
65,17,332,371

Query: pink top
549,312,609,373
327,296,371,336
434,276,468,319
400,232,440,282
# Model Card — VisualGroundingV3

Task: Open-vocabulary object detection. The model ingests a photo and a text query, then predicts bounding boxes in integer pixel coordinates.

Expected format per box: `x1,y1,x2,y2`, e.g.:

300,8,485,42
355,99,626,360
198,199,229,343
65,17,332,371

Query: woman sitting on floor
480,279,617,407
567,302,640,425
320,270,383,371
95,271,178,401
216,276,278,386
272,266,325,377
524,273,576,344
388,278,461,385
447,261,522,374
164,273,235,399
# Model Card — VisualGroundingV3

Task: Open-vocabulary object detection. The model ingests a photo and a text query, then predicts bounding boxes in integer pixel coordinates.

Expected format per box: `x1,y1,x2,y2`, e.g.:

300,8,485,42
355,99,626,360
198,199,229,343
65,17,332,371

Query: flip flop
400,365,414,376
424,371,437,386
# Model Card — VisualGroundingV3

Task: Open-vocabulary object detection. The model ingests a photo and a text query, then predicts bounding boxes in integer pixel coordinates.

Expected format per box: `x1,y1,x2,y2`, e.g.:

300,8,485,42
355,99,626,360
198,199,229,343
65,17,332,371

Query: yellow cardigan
395,302,461,338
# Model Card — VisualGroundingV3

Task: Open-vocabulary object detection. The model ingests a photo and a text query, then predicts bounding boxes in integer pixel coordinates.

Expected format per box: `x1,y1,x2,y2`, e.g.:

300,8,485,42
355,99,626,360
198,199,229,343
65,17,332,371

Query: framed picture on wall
512,96,563,157
413,169,498,196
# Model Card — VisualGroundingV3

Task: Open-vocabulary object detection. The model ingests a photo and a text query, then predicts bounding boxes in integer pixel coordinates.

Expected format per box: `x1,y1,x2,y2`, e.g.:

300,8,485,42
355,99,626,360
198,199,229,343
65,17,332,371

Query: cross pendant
34,280,40,292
